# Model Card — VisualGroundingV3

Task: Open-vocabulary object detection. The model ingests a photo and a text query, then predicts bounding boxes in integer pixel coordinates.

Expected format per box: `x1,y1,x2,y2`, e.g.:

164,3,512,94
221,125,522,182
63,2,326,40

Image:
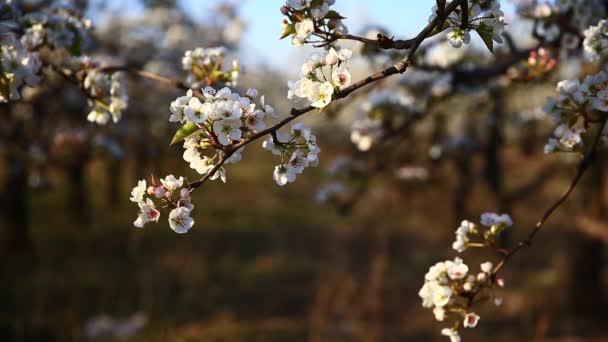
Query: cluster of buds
181,47,239,88
170,86,276,183
83,70,128,125
130,175,194,234
515,48,557,81
263,123,321,186
543,69,608,154
287,47,352,109
280,0,347,47
452,213,513,253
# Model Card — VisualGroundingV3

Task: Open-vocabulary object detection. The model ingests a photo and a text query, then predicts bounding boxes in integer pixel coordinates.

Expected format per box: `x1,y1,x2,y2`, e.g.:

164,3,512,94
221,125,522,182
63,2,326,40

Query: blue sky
94,0,515,69
179,0,451,69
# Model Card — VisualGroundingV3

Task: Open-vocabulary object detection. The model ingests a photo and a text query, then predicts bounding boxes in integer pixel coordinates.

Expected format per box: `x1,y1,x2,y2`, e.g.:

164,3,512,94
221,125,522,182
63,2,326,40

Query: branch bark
492,118,608,274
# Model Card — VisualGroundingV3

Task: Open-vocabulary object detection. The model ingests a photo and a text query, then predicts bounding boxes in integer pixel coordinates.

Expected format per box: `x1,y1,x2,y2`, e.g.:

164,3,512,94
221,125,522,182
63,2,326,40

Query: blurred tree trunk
66,159,89,223
107,158,122,207
568,147,606,315
452,118,476,224
485,90,511,243
485,90,506,212
1,110,33,253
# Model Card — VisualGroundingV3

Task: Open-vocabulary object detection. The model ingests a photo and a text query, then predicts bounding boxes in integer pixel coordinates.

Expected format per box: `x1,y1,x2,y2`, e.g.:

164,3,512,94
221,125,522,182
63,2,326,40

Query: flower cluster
452,213,513,253
287,47,352,109
515,48,557,81
515,0,606,34
350,89,419,151
170,86,276,182
429,0,506,49
19,2,92,52
263,123,320,186
420,212,511,340
583,19,608,61
130,175,195,234
181,47,239,88
280,0,348,47
543,69,608,154
0,40,41,102
419,257,503,342
83,71,129,125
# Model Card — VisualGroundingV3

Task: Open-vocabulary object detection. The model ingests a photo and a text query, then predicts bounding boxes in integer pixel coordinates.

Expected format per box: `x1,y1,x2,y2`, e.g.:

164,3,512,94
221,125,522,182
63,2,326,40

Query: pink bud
497,278,505,287
246,88,258,98
477,272,487,282
154,186,166,199
180,188,191,199
146,186,156,196
280,6,289,15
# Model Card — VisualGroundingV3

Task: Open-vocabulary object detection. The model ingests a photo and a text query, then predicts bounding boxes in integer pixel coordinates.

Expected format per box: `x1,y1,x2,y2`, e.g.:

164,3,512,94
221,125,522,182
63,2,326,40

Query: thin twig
492,118,608,274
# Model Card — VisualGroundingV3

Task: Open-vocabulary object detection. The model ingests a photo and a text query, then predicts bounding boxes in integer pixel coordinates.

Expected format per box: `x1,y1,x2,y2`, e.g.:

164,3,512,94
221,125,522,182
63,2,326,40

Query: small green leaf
325,10,346,20
280,22,296,39
170,122,199,145
476,22,494,53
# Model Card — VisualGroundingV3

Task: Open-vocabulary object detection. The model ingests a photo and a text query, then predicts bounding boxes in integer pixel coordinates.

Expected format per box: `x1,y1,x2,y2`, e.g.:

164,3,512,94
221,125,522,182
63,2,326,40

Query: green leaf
324,10,346,20
475,22,494,53
280,22,296,39
170,122,199,145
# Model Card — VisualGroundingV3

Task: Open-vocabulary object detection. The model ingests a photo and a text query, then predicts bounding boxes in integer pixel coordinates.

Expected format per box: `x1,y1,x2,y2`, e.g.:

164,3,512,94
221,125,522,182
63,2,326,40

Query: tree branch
185,0,469,193
492,118,608,274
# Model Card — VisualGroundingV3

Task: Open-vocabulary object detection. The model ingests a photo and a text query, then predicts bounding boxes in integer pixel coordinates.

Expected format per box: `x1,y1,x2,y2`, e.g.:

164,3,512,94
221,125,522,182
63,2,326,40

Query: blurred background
1,0,608,341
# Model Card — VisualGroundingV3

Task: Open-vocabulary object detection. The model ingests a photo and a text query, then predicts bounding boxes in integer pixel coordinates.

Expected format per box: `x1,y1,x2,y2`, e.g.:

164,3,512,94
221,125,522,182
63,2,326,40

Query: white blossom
463,312,480,328
441,328,461,342
310,81,334,108
133,198,160,228
130,180,147,203
168,207,194,234
273,164,297,186
480,212,513,227
160,175,184,192
213,119,242,145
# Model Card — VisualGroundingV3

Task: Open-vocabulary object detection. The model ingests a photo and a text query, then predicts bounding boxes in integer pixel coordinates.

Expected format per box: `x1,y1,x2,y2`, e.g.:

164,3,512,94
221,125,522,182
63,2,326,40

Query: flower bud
147,186,156,196
180,188,191,199
497,278,505,287
154,186,166,199
477,272,487,282
480,261,493,273
280,6,289,15
246,88,258,98
463,282,473,292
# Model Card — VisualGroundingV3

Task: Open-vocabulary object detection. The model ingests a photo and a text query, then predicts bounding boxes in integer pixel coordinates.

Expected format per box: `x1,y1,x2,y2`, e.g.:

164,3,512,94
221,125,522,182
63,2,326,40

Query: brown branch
97,65,191,90
492,118,608,274
326,33,413,50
